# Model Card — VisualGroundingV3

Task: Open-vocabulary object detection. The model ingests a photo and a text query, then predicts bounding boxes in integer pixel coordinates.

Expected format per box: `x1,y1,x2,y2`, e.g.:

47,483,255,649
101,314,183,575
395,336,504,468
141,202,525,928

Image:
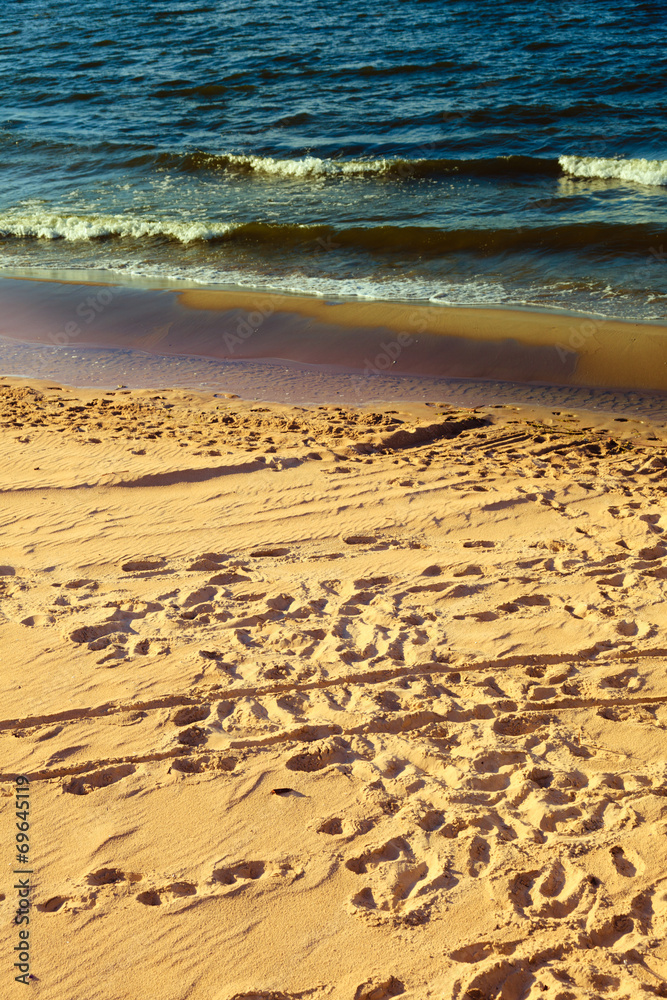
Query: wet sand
1,377,667,998
3,275,667,392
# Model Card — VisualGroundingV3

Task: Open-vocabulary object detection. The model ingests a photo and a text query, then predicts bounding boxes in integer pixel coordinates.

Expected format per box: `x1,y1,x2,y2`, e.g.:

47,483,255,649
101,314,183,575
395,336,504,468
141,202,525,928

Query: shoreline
2,273,667,396
3,340,667,422
5,266,663,324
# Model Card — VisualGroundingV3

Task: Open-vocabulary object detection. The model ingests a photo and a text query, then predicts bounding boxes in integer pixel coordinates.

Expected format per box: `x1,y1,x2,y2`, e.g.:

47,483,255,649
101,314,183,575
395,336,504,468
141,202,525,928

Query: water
1,0,666,319
4,336,667,423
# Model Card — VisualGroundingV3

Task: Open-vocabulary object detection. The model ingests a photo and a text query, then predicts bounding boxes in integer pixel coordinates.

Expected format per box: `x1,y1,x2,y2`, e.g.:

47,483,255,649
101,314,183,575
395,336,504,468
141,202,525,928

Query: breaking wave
559,155,667,186
1,212,664,256
0,212,234,242
157,151,561,179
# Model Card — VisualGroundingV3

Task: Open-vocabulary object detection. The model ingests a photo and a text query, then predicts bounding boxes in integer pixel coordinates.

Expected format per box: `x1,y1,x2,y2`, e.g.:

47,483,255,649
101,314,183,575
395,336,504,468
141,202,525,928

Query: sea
0,0,666,405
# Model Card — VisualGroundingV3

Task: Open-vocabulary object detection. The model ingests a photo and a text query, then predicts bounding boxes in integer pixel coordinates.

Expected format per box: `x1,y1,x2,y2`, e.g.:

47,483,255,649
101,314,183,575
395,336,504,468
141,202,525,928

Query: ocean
1,0,666,402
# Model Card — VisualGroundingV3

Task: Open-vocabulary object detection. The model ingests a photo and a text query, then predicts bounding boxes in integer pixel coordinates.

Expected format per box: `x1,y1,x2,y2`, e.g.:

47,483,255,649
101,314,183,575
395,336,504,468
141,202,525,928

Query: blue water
1,0,666,318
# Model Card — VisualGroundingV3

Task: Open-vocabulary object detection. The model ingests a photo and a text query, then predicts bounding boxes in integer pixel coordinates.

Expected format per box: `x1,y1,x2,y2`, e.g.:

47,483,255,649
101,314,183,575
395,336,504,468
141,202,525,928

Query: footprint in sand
198,649,227,662
492,712,545,737
528,767,553,789
417,809,445,832
208,569,251,585
121,557,167,573
136,890,162,906
601,667,641,689
515,594,550,607
610,846,638,878
265,593,294,611
286,738,349,772
136,882,197,906
317,818,343,835
95,642,130,665
507,869,541,910
183,585,218,607
473,611,498,622
87,868,127,886
212,861,265,888
179,607,212,622
467,835,490,877
69,623,117,644
64,578,99,590
168,882,197,896
453,564,484,577
36,896,69,913
343,535,383,547
63,764,135,795
638,544,667,561
354,576,393,590
353,977,404,1000
177,725,208,747
20,613,55,626
170,755,236,775
639,513,665,534
346,838,441,924
173,705,210,726
420,565,442,577
537,860,566,899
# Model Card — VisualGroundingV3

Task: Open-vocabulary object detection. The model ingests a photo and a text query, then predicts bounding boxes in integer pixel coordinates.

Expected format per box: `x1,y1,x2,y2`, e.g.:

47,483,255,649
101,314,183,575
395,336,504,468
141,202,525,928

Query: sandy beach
4,1,667,996
1,377,667,998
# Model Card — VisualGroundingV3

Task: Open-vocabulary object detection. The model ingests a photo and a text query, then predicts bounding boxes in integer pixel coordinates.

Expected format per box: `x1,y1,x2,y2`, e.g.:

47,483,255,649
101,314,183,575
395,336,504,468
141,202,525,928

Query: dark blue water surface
0,0,666,317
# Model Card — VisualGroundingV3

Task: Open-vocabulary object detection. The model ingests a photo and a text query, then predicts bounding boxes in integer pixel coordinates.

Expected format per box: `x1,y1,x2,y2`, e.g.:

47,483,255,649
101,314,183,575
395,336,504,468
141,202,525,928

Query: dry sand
2,377,667,999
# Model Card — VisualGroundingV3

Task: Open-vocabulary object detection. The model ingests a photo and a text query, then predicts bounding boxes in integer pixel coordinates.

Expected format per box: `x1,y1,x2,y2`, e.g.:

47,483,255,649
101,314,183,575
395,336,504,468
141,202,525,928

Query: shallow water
3,329,667,424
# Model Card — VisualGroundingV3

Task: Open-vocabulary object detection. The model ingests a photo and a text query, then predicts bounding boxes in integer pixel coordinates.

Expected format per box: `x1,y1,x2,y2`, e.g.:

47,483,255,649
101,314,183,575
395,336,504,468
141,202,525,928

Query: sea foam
190,152,416,177
0,212,233,242
559,155,667,186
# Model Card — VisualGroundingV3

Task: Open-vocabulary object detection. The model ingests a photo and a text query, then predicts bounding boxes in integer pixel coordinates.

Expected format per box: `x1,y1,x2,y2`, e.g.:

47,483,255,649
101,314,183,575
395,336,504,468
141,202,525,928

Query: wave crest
559,155,667,186
1,212,663,256
0,212,233,243
159,151,559,180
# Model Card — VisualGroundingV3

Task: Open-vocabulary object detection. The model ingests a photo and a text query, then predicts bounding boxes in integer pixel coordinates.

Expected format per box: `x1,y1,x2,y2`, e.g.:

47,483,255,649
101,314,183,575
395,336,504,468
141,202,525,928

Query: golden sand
1,378,667,998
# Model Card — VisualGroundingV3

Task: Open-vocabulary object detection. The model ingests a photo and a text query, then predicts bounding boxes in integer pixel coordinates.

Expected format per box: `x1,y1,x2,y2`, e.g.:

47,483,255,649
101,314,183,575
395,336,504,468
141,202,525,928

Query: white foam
112,263,509,306
0,248,509,305
211,153,417,178
559,155,667,187
0,212,233,243
1,255,664,323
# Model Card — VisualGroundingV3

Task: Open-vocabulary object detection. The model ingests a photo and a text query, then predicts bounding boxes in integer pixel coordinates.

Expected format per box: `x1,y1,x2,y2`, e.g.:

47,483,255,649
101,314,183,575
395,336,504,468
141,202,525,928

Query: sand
2,377,667,999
